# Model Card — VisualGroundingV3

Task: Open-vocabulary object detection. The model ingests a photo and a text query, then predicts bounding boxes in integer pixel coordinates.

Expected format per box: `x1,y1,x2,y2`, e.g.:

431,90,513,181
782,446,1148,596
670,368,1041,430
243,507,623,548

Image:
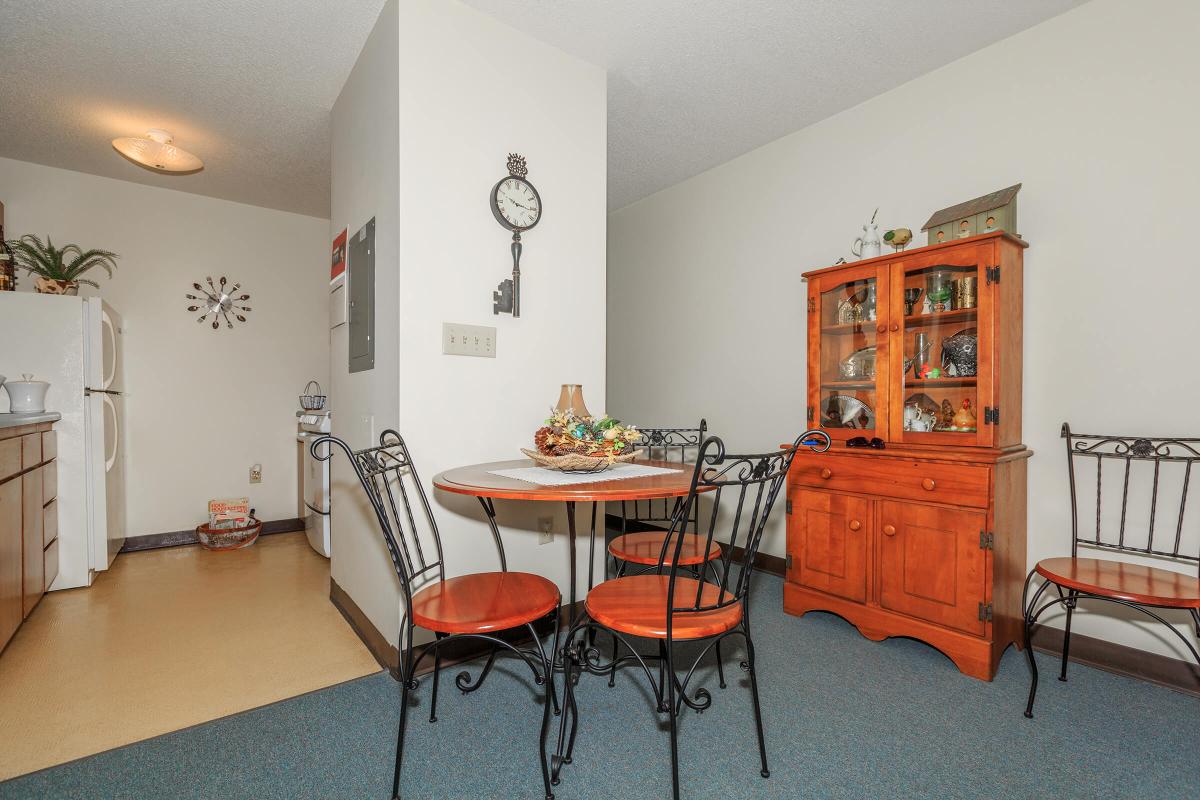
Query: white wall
328,0,402,640
0,157,330,558
329,0,607,648
608,0,1200,660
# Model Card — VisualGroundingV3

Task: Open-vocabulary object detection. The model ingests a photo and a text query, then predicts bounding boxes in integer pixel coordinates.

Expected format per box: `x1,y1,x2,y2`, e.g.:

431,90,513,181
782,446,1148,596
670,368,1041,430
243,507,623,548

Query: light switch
442,323,496,358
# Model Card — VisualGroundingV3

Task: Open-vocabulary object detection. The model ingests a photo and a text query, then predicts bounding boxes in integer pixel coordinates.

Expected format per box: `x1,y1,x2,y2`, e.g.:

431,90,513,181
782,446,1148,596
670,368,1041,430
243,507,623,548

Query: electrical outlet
538,516,554,545
249,463,262,484
442,323,496,358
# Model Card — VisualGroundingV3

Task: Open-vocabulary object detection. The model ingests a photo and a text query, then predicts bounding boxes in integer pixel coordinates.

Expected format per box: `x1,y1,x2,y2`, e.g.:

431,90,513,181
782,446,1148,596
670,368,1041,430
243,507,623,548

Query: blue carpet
2,574,1197,799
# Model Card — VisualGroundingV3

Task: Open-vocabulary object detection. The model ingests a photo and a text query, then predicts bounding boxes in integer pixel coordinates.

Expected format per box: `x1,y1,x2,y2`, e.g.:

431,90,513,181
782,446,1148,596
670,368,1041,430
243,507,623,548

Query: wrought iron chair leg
429,633,445,723
715,639,727,689
1023,595,1041,719
392,632,416,800
657,639,668,711
456,645,499,694
1059,589,1078,682
537,614,558,800
665,639,682,800
608,630,620,687
744,630,770,779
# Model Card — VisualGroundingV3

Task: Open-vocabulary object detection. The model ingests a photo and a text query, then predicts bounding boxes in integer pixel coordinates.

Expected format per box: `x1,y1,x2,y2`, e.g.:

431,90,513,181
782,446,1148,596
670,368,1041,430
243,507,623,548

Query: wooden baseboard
1030,623,1200,697
330,577,582,681
119,517,306,553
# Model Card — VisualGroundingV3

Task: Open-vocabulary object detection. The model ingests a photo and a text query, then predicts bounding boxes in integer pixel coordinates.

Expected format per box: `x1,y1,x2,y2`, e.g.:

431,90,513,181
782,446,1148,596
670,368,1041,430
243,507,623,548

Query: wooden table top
432,458,705,502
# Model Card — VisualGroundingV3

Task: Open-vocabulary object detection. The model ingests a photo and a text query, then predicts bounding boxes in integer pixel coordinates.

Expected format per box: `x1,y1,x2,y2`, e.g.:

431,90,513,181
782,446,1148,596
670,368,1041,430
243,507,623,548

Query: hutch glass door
890,245,993,447
810,266,889,441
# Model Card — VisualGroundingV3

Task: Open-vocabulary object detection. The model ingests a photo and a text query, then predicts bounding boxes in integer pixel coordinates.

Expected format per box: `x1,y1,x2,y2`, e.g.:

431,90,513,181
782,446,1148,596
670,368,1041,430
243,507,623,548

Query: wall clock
490,153,540,317
186,276,252,330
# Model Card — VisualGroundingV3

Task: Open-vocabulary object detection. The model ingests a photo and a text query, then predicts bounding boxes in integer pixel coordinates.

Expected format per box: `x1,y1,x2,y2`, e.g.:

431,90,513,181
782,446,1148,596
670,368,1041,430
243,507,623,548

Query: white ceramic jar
4,374,50,414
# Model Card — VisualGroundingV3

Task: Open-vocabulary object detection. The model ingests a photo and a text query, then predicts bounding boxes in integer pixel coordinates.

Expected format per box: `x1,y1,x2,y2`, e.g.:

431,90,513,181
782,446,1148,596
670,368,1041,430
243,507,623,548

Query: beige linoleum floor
0,532,380,781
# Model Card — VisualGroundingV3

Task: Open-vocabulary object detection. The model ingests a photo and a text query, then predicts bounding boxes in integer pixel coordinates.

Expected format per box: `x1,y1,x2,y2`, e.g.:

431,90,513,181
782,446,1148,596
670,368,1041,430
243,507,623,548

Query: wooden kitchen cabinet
0,420,59,654
786,233,1030,681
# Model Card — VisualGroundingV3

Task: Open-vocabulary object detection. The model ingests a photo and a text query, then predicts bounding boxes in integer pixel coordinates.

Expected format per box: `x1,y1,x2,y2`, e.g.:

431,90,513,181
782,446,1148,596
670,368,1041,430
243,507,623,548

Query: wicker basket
197,517,262,551
300,380,326,411
521,448,644,474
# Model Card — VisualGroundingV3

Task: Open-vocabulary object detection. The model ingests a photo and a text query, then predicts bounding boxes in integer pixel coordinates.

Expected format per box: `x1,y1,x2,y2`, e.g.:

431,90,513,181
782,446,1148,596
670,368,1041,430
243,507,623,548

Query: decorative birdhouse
922,184,1021,245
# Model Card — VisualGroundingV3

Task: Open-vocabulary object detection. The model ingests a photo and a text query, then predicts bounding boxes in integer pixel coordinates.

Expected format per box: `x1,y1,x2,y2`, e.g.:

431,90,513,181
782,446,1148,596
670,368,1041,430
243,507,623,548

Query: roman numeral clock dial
491,153,541,317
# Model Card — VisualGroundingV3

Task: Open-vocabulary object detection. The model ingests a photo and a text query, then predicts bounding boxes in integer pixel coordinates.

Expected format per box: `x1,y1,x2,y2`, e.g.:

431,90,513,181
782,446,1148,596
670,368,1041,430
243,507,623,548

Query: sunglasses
846,436,885,449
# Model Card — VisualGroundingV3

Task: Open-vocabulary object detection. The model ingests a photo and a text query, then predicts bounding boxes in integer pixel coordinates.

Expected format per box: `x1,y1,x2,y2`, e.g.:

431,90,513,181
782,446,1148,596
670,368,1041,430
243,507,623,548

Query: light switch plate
442,323,496,358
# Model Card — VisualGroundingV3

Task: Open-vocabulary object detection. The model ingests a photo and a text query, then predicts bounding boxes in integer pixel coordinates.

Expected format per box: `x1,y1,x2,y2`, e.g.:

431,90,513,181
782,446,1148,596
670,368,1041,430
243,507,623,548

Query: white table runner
488,463,681,486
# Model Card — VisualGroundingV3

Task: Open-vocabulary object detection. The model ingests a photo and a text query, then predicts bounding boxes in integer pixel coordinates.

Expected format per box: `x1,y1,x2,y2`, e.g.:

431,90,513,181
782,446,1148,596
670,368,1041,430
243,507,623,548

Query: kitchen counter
0,412,62,429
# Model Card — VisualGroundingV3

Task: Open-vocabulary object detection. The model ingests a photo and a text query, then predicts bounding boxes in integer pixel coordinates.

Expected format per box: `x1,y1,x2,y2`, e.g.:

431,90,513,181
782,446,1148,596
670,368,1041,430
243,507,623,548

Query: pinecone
534,426,555,454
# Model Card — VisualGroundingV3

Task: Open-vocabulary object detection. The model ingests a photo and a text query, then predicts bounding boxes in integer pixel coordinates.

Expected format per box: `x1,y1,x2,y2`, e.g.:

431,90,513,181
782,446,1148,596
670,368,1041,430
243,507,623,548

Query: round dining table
432,458,705,614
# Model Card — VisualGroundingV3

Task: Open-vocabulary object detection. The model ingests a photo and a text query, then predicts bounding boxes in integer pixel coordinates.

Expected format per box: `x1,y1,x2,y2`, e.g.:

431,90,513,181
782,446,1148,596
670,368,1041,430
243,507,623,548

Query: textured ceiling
0,1,1085,217
462,0,1088,210
0,0,387,219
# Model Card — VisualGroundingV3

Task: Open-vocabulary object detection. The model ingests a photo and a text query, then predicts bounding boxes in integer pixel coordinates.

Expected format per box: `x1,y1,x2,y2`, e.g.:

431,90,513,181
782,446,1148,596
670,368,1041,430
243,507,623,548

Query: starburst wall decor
186,276,252,330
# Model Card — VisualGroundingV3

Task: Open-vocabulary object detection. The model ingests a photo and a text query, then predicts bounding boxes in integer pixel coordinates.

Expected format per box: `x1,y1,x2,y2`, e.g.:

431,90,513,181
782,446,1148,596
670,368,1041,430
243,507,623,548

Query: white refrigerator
83,298,127,572
0,294,126,588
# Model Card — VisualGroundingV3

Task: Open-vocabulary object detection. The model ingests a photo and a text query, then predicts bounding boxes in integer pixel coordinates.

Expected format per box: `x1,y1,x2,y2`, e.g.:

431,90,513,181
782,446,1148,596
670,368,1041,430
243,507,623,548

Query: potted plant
3,234,118,295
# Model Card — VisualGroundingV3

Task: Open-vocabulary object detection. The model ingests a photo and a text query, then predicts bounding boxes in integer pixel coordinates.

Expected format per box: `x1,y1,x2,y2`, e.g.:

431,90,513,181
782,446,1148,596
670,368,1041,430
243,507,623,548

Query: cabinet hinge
979,530,994,550
806,406,814,423
807,297,817,313
978,602,994,622
983,406,999,425
785,553,793,571
985,265,1000,285
786,499,793,515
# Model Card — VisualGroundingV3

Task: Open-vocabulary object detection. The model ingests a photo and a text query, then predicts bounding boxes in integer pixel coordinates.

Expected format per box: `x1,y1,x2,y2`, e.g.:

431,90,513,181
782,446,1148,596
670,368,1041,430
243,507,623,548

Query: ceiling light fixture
111,129,203,173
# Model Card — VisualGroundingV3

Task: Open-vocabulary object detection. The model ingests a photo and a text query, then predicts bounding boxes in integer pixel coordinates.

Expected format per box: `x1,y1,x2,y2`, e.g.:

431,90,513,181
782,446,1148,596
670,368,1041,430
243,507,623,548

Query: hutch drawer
790,452,990,509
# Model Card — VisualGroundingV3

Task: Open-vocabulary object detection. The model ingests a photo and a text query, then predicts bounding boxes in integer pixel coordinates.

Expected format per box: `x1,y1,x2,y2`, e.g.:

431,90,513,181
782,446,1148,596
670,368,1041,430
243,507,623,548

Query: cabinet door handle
921,478,936,491
848,519,861,531
882,524,896,536
890,323,899,332
820,468,833,480
876,323,886,334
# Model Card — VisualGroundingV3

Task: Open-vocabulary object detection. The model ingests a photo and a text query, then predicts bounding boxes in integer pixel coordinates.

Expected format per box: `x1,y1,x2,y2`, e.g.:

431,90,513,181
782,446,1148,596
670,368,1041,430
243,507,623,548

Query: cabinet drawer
0,439,19,482
41,431,57,461
791,453,990,509
43,499,58,548
42,463,57,505
44,537,59,592
21,433,41,471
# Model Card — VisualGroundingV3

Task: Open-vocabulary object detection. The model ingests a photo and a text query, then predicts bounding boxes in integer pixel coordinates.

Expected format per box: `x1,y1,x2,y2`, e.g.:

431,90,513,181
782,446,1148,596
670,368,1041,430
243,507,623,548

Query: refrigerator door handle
101,392,118,471
101,310,117,390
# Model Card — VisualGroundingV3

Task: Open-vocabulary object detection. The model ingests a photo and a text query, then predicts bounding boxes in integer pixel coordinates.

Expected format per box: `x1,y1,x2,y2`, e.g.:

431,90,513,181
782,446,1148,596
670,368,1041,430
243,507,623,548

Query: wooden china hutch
785,231,1030,680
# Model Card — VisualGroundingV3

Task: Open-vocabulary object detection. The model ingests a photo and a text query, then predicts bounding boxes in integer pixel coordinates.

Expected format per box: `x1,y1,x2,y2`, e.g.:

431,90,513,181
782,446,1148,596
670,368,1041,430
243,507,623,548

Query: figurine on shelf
884,228,912,252
918,364,942,379
952,399,977,431
940,399,955,429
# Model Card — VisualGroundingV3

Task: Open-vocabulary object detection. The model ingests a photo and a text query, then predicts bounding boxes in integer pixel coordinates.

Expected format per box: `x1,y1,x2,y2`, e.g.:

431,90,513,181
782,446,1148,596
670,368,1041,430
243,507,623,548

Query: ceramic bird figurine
952,399,977,430
884,228,913,252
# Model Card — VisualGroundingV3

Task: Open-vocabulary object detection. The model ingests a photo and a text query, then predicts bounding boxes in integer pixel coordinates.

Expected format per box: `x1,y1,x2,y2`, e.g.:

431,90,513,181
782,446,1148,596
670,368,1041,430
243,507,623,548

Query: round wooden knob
820,468,833,480
849,519,862,531
921,478,936,491
876,323,887,333
883,524,896,536
890,323,900,332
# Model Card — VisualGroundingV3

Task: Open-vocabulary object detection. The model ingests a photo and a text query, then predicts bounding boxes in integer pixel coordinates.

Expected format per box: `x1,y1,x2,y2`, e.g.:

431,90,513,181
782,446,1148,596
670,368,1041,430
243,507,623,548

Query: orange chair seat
411,572,560,634
609,532,721,566
1035,557,1200,608
585,575,742,640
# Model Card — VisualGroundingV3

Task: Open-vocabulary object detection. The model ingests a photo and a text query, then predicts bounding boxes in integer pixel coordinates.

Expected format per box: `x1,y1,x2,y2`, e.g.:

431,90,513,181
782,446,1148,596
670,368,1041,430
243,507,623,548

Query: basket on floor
197,517,262,551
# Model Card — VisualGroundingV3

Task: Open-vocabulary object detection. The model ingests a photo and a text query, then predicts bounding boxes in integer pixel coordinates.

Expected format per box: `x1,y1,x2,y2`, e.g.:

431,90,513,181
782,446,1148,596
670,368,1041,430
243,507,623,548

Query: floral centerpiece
521,410,643,472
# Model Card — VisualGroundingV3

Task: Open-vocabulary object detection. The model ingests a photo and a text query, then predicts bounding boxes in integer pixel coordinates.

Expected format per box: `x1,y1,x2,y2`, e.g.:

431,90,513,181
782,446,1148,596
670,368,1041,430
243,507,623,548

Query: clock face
492,177,541,231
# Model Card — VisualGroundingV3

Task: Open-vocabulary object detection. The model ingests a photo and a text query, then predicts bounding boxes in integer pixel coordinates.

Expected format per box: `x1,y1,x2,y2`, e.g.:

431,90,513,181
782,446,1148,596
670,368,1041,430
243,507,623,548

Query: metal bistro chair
312,431,563,800
609,421,714,577
606,422,727,686
1022,423,1200,718
553,430,831,800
